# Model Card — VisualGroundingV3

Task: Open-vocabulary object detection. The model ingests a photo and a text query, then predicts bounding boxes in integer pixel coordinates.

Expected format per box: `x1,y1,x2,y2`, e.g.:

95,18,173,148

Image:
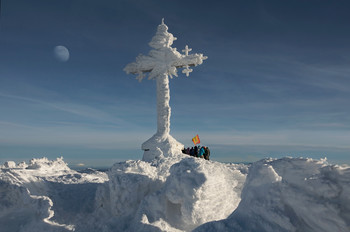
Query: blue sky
1,0,350,166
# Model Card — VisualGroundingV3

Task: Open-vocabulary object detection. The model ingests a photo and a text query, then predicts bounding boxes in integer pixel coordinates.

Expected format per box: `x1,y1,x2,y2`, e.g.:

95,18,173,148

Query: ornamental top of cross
124,19,207,82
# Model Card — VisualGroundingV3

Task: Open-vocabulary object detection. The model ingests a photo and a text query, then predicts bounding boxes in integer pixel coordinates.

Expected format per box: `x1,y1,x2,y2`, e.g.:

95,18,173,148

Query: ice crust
1,155,349,232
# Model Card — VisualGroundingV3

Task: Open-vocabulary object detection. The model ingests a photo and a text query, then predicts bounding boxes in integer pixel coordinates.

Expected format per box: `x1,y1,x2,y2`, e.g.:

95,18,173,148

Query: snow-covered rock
17,161,28,169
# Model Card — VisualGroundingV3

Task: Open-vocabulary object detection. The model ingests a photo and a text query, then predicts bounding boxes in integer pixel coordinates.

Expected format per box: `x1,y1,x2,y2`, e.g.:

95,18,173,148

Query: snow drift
194,157,350,232
1,155,349,232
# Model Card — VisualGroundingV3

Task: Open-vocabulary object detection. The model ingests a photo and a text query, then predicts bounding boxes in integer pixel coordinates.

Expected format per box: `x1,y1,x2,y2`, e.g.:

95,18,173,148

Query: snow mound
95,155,245,232
194,157,350,232
135,157,244,231
142,135,184,162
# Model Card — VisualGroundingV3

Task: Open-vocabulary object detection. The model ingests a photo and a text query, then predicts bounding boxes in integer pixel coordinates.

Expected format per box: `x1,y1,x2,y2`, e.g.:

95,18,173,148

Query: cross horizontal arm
123,54,156,75
124,52,207,76
126,68,153,74
126,63,198,74
172,53,208,69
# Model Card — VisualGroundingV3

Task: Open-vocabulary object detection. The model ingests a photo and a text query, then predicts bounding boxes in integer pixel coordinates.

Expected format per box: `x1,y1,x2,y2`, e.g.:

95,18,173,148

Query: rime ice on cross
124,19,207,160
182,45,193,77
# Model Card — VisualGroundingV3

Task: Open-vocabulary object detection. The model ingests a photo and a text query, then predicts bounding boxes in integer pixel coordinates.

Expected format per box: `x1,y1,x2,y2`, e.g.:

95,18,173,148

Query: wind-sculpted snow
1,156,349,232
94,155,245,232
194,157,350,232
0,157,108,232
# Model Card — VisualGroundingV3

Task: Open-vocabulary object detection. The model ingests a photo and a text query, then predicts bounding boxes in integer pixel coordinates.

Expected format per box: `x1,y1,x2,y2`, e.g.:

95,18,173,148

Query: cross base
141,133,184,162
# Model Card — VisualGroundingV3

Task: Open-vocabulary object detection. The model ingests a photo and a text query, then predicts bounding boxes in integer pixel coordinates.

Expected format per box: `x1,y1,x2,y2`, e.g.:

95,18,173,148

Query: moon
54,45,70,62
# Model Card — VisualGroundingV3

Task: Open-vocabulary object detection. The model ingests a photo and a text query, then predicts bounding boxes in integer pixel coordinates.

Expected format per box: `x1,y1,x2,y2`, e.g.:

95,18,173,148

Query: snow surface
195,158,350,232
1,154,349,232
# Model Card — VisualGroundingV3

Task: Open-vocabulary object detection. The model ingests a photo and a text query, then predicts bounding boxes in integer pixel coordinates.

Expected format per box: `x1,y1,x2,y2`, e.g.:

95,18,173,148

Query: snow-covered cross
124,19,207,160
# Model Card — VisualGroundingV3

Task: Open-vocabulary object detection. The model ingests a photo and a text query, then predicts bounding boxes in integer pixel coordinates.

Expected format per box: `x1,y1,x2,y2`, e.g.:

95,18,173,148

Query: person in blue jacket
199,146,205,158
